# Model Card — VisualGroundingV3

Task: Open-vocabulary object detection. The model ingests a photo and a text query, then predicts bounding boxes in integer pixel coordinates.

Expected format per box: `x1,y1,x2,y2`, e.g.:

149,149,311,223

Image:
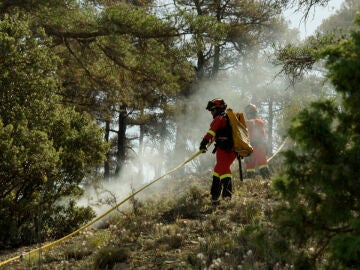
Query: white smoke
79,43,294,217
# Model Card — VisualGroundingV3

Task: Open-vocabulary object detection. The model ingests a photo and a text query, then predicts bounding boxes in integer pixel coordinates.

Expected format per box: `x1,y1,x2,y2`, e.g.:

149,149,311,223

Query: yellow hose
267,137,289,163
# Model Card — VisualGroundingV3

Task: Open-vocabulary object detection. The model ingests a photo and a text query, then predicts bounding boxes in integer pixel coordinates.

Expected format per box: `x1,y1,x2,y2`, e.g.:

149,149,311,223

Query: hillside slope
0,174,288,270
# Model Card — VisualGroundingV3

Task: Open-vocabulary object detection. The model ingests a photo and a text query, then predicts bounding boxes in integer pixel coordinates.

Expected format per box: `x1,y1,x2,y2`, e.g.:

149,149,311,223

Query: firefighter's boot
221,177,232,200
246,170,255,179
210,175,221,206
259,167,271,179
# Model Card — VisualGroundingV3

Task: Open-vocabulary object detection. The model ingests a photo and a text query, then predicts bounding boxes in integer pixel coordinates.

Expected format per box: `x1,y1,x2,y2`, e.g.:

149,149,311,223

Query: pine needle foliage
272,14,360,269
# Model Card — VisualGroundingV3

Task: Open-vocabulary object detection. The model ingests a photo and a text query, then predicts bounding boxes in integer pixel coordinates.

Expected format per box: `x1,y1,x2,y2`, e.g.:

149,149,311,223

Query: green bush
0,14,107,248
93,246,130,269
47,200,96,239
160,185,207,223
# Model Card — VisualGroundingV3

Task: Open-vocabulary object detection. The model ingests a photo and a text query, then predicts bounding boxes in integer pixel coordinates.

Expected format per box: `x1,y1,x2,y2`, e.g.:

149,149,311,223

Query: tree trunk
155,113,167,176
104,120,111,180
138,110,145,180
211,0,221,76
196,46,206,78
212,44,220,76
115,105,127,175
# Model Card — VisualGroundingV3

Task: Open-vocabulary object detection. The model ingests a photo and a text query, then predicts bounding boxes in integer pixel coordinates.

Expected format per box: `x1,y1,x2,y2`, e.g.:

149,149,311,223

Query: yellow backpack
226,108,253,157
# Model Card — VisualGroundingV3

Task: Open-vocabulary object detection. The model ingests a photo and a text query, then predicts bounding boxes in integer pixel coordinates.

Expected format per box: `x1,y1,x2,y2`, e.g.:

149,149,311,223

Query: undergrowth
0,176,292,269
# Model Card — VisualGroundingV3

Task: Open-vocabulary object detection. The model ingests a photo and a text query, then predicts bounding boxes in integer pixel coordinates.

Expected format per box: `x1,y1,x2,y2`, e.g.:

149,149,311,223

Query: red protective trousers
245,143,268,171
214,147,237,179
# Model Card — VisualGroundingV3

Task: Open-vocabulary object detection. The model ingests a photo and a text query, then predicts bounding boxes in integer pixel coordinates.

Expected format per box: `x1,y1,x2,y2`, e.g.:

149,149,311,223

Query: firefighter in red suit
199,98,237,205
244,104,271,179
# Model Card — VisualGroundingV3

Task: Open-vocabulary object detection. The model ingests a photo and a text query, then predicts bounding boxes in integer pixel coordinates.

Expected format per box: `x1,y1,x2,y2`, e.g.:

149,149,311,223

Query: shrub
93,246,130,269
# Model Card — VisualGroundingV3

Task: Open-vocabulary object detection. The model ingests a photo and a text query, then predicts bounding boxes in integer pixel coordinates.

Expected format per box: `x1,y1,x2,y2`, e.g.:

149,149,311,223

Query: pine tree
272,14,360,269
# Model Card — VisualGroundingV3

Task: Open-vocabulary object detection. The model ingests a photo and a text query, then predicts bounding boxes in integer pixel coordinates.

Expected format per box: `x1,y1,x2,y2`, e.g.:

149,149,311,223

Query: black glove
199,139,208,153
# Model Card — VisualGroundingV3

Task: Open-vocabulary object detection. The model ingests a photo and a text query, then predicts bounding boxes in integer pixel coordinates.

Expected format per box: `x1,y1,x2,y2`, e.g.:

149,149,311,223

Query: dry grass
0,175,290,269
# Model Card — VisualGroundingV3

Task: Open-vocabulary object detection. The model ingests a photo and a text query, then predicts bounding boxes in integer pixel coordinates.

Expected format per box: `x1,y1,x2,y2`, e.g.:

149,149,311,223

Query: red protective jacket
203,112,232,149
202,112,236,179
